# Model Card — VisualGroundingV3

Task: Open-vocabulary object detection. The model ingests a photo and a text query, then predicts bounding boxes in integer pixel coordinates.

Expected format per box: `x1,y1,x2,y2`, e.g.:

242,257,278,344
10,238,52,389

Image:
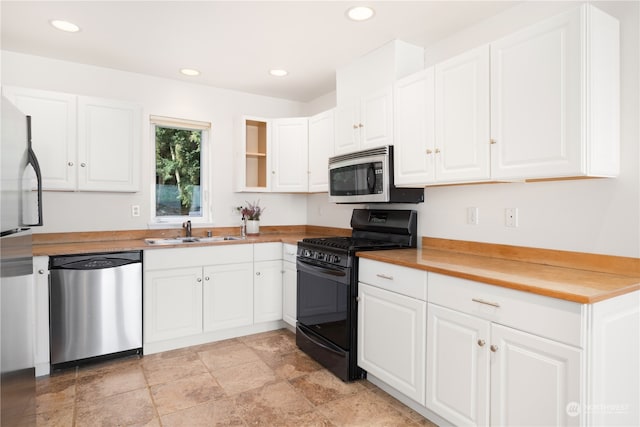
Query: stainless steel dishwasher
49,251,142,368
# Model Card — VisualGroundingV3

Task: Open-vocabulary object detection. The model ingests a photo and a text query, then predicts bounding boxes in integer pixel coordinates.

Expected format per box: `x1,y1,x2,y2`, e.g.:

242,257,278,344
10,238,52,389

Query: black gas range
296,209,417,381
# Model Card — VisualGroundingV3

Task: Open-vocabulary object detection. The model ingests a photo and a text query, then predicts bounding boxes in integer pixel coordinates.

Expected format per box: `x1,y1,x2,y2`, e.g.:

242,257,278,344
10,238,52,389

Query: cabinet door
3,87,77,190
358,283,426,404
393,68,436,185
334,102,360,155
144,267,203,342
426,304,490,427
435,45,490,183
360,86,394,149
282,260,297,327
202,263,253,332
271,118,309,192
490,9,582,180
490,323,581,427
254,260,283,323
308,109,334,192
77,96,141,192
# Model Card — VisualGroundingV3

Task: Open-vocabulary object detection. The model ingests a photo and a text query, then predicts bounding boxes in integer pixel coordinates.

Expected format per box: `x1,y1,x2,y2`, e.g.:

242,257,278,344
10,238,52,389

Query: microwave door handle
366,164,376,193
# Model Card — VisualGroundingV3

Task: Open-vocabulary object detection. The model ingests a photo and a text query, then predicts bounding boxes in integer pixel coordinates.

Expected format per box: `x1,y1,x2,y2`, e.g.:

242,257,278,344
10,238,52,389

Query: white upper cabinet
237,116,310,193
271,117,309,193
334,40,424,155
393,68,436,185
434,45,491,184
77,96,141,192
307,109,334,192
3,86,141,192
490,4,619,180
334,86,393,155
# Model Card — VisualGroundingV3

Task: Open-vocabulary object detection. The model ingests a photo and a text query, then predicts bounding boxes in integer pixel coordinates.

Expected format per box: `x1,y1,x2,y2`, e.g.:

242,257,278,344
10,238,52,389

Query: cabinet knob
490,139,497,145
38,269,45,274
426,149,433,155
68,161,74,166
204,276,210,281
353,124,359,129
80,162,86,167
256,272,261,276
358,123,364,128
477,339,485,347
435,148,441,154
272,171,275,175
196,278,202,282
490,344,498,352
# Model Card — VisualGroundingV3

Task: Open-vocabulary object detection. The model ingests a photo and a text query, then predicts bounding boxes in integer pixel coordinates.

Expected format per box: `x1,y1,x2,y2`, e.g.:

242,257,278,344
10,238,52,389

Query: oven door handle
297,258,347,278
297,326,346,357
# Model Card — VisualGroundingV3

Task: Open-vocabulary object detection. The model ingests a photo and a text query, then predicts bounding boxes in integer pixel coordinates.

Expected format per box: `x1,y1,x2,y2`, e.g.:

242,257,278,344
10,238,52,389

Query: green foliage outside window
155,126,202,216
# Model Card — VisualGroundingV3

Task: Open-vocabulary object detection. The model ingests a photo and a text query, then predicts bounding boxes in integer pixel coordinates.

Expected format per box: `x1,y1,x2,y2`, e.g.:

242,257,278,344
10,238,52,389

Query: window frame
149,115,211,226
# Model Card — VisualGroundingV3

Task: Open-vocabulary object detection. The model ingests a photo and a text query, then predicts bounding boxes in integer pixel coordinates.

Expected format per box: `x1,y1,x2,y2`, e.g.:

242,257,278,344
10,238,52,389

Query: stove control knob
304,249,311,257
333,255,341,263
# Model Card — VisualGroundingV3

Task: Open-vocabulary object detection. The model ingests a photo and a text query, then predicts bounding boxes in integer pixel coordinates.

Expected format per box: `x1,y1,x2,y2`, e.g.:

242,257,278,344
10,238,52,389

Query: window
151,115,210,223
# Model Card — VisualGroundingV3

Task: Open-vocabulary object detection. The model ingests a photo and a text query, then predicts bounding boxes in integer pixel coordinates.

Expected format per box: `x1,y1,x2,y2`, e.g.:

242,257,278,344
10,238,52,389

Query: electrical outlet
131,205,140,217
505,208,518,227
467,207,479,225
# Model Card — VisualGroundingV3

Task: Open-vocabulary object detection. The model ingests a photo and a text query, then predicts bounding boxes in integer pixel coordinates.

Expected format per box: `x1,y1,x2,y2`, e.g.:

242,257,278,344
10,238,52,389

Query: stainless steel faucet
183,220,192,237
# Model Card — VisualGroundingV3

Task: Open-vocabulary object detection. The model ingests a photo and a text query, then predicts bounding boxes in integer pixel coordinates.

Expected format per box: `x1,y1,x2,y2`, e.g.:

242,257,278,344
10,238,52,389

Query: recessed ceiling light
346,6,375,22
180,68,200,76
269,69,288,77
50,19,80,33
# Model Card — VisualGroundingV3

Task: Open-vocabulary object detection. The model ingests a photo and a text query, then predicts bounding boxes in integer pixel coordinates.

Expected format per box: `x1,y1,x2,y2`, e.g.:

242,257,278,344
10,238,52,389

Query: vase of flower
245,219,260,235
237,200,265,236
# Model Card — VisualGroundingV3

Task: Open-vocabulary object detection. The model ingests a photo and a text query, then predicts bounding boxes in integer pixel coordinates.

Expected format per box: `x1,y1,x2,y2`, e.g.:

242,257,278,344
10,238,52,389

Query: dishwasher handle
50,251,141,270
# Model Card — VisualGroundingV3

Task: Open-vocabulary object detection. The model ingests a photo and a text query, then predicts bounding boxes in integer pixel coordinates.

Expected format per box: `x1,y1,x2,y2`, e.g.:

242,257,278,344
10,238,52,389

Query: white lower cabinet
143,243,284,353
426,303,581,426
253,243,284,323
358,259,427,404
426,304,490,426
358,282,426,404
203,263,253,332
282,243,297,327
145,267,204,342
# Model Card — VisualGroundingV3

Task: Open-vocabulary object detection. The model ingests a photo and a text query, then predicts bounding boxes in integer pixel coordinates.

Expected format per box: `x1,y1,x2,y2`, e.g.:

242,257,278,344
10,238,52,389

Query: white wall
1,51,309,233
308,1,640,258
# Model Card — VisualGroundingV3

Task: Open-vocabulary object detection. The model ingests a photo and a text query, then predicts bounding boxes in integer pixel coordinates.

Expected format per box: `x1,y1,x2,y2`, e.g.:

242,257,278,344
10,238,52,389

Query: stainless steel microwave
328,145,424,204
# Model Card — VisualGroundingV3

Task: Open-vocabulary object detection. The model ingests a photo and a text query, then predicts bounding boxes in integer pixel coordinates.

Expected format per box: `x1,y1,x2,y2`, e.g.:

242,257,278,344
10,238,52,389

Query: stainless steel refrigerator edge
1,94,43,426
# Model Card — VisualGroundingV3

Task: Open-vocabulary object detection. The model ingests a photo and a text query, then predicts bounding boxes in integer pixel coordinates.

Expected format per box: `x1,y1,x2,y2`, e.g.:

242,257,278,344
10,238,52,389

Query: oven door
296,258,350,350
328,157,388,203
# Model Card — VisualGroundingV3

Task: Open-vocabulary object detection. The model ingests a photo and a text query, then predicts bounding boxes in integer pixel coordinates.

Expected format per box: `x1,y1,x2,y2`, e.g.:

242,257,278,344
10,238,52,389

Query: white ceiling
1,1,519,102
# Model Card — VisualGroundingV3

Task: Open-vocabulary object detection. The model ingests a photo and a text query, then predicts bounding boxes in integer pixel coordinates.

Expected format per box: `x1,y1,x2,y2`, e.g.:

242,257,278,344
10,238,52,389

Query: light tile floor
34,328,438,426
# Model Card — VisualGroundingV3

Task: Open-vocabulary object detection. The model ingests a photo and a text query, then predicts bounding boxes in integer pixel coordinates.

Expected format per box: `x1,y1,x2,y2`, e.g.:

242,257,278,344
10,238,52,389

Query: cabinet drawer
144,244,253,270
282,244,297,263
359,259,427,301
254,242,282,262
428,273,582,347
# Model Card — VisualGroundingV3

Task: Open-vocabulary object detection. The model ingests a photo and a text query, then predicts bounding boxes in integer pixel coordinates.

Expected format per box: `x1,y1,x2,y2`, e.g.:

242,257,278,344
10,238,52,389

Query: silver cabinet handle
490,345,498,352
196,277,202,282
80,162,86,167
435,148,441,154
352,124,359,129
376,273,394,280
204,276,210,281
68,161,74,166
472,298,500,308
358,123,364,128
256,272,261,276
426,149,433,154
478,339,485,347
38,269,45,274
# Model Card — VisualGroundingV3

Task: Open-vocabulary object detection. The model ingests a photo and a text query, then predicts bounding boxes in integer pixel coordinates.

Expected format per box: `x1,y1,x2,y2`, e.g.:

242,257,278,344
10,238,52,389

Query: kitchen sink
144,236,245,245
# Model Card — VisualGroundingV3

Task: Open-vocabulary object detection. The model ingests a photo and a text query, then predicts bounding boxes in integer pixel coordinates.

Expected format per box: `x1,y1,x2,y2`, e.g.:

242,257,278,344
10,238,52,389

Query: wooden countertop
34,229,639,304
357,238,640,304
32,225,349,256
